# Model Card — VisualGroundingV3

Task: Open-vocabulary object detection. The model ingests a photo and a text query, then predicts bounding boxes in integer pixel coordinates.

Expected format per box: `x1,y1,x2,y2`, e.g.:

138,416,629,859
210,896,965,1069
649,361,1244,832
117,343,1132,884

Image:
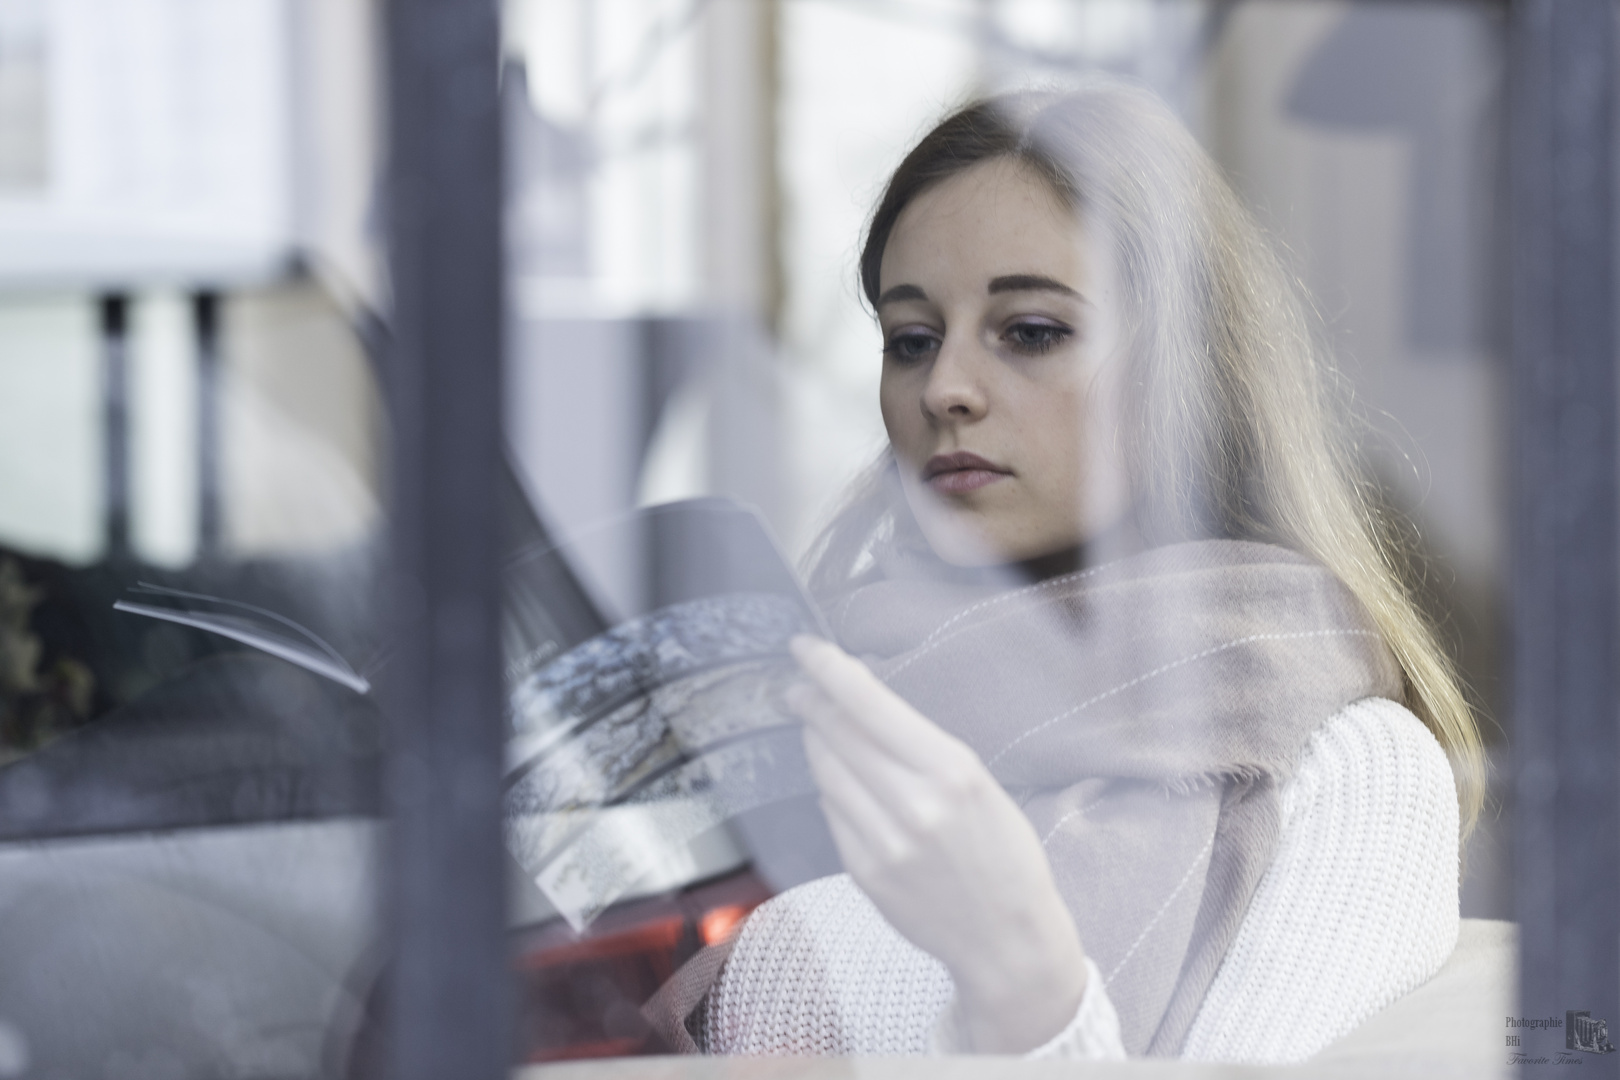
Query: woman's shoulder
1284,697,1457,829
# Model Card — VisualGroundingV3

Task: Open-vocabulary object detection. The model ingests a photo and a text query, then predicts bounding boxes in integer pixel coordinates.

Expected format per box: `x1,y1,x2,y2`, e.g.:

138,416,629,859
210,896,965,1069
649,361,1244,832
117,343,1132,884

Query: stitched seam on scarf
1039,792,1111,847
986,628,1379,767
884,565,1110,680
1104,831,1217,986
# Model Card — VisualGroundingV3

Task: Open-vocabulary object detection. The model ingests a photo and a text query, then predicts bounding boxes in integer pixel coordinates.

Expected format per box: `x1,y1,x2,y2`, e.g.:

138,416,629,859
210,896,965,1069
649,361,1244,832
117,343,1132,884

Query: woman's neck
1009,516,1146,583
1014,545,1085,581
882,503,1145,587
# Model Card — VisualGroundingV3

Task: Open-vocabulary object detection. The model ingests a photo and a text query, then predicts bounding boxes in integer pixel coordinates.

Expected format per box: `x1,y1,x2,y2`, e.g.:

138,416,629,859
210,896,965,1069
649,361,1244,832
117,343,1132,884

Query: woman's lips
923,451,1011,495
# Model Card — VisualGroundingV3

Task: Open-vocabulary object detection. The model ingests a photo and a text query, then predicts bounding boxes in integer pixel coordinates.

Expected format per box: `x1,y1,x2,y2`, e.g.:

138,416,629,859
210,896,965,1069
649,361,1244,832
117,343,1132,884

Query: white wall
0,296,101,563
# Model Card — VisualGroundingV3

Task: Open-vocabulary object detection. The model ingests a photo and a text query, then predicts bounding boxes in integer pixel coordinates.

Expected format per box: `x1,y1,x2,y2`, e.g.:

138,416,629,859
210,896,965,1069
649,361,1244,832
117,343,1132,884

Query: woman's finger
790,636,973,773
785,677,928,784
802,725,913,862
798,692,954,833
782,680,856,737
812,757,912,890
818,786,885,884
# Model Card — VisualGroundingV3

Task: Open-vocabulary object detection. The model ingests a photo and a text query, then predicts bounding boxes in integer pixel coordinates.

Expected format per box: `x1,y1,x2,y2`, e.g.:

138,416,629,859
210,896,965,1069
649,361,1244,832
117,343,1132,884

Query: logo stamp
1567,1012,1616,1056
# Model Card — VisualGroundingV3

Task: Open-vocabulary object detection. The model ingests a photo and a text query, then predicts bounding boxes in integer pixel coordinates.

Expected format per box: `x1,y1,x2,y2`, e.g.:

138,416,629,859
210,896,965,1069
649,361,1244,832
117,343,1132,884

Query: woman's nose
920,339,989,421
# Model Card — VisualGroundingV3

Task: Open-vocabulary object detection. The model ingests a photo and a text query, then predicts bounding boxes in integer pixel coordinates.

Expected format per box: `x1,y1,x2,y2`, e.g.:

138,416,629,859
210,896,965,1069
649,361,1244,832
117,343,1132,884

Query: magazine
500,498,832,930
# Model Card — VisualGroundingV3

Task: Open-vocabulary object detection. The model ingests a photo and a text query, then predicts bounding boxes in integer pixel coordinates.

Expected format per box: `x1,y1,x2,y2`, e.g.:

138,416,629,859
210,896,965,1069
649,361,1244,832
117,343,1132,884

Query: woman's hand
784,635,1089,1054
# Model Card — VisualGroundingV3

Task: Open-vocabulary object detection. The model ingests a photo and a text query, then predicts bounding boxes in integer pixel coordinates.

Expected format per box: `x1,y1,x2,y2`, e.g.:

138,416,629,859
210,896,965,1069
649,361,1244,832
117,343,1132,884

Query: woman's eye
883,331,940,362
1003,321,1073,355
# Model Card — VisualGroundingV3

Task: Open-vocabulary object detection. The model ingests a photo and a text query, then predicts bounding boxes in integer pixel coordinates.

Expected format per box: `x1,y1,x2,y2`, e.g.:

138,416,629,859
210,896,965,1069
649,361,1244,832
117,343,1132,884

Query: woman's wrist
948,913,1089,1053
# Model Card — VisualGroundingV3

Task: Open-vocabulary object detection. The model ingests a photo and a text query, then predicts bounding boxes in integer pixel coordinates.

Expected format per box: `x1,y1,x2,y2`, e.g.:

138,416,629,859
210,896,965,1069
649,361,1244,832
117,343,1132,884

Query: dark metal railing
100,293,130,562
382,0,510,1076
1510,1,1620,1069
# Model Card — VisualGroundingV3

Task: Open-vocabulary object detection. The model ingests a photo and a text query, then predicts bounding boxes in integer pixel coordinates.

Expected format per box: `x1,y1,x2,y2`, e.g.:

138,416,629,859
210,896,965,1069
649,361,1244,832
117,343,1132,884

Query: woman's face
878,157,1128,566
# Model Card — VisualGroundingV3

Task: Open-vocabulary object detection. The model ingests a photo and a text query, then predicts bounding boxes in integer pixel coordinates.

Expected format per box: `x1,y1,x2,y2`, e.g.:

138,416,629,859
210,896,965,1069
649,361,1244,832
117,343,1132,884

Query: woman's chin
918,519,1069,570
912,513,1002,567
903,485,1088,569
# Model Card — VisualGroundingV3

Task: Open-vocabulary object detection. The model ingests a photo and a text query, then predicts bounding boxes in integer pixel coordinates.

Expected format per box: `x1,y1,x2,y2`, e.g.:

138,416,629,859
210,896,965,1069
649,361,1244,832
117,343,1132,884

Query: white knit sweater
705,697,1460,1062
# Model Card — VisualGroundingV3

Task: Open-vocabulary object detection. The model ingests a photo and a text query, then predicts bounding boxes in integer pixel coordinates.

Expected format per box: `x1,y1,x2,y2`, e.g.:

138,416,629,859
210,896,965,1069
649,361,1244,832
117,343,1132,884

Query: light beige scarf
825,539,1402,1054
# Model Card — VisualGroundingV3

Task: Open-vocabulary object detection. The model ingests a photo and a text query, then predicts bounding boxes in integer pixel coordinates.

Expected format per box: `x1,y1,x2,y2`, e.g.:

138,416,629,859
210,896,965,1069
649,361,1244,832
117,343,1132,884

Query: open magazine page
502,498,835,931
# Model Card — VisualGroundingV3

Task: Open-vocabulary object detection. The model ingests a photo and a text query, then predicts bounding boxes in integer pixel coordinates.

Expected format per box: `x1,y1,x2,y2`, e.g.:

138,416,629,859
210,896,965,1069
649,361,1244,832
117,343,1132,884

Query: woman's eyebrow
876,284,928,307
987,274,1080,298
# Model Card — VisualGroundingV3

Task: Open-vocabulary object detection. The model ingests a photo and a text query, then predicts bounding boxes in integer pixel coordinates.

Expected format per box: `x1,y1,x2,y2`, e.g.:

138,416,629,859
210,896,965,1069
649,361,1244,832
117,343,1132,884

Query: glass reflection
0,0,1530,1074
503,64,1494,1067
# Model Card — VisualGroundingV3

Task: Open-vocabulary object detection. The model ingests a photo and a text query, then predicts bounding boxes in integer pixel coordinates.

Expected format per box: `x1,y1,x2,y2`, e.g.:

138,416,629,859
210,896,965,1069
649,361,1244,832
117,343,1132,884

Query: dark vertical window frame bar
383,0,509,1076
193,290,223,560
99,293,131,562
1509,0,1620,1064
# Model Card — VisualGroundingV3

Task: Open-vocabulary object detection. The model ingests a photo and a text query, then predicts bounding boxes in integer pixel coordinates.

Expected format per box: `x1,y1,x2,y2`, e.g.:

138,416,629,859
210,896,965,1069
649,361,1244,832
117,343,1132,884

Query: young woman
690,83,1483,1062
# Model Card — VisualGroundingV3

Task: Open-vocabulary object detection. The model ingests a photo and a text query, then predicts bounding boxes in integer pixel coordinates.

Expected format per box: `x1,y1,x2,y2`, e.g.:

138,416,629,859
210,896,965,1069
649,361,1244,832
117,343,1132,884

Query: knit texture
1180,696,1459,1062
706,874,953,1055
705,697,1458,1061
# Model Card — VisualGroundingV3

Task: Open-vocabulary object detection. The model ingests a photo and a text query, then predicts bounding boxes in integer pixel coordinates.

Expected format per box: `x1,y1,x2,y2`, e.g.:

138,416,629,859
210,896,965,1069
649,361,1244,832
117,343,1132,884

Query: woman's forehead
878,159,1090,299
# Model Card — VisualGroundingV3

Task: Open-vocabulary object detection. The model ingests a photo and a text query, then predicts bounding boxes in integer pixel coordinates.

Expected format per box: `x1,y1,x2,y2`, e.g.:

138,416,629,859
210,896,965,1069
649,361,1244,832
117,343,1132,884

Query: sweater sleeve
1021,956,1129,1060
925,955,1127,1059
1178,696,1461,1063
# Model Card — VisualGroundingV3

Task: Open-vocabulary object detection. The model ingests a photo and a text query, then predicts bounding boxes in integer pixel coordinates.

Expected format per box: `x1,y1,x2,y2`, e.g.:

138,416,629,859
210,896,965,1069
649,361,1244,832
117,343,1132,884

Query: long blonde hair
805,83,1485,838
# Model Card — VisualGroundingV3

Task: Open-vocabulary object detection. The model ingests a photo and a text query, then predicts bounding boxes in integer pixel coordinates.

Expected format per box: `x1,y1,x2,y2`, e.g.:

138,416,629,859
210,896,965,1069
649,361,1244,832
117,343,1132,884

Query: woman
692,83,1482,1062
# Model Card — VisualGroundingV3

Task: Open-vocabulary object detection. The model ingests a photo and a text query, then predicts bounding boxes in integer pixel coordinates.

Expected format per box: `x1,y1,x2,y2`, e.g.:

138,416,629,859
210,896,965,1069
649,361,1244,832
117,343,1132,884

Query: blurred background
0,0,1514,1073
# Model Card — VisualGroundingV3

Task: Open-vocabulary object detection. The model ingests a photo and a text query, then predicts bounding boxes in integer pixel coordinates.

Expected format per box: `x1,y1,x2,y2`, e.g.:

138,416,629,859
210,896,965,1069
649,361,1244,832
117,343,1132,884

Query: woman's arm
786,636,1088,1054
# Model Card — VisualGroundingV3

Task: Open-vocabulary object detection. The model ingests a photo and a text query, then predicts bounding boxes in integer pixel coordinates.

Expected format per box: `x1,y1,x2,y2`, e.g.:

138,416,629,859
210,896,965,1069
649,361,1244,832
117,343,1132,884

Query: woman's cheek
1022,397,1088,544
878,374,921,460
